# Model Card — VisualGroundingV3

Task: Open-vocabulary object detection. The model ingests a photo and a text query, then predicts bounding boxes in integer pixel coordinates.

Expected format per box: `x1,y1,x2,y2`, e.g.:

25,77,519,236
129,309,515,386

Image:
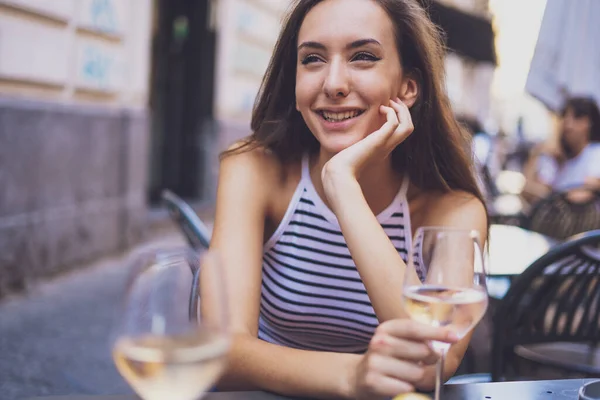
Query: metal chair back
491,230,600,380
162,189,211,250
161,189,212,321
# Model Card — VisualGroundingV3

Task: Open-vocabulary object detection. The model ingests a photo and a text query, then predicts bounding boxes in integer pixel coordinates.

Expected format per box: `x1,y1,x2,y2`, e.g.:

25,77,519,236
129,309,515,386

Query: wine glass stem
434,349,446,400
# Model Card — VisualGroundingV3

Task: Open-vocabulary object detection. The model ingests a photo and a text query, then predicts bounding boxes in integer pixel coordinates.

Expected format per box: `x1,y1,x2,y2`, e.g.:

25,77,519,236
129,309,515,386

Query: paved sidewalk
0,231,186,400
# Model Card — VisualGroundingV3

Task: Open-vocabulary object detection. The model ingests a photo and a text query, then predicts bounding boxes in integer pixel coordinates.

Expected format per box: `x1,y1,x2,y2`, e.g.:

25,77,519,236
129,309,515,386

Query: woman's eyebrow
297,41,326,51
346,38,382,49
297,38,382,51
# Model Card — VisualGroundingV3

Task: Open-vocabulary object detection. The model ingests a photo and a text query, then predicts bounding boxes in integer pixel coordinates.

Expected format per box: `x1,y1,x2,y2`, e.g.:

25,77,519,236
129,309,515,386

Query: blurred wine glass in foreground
402,227,488,400
112,248,229,400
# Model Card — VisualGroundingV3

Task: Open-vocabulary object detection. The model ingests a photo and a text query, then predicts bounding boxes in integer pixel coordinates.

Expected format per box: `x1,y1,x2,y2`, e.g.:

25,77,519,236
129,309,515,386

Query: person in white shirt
524,97,600,203
537,144,600,190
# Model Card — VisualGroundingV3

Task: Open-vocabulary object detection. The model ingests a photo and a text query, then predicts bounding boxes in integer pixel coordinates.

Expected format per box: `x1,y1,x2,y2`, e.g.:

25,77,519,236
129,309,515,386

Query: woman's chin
319,135,364,156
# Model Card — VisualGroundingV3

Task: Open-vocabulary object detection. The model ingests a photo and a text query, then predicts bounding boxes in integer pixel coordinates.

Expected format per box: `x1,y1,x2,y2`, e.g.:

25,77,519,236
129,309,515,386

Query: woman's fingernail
448,331,460,341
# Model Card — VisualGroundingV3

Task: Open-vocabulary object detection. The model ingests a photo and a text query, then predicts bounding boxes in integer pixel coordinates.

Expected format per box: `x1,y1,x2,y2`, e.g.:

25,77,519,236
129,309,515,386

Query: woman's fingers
337,99,410,150
369,333,439,365
358,365,415,399
378,319,460,344
366,353,427,384
375,99,414,153
357,318,455,399
389,98,414,136
378,105,400,135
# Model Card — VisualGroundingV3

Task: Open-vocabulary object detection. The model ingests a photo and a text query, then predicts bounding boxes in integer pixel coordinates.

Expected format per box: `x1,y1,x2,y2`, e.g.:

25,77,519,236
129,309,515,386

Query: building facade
0,0,153,294
0,0,292,295
436,0,497,130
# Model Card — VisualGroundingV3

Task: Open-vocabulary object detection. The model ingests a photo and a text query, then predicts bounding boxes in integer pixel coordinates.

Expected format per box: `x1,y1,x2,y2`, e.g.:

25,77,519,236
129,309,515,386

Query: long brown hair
224,0,485,207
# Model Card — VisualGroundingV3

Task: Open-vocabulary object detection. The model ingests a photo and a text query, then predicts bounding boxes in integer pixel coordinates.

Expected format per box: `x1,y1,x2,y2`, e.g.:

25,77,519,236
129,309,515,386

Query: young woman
209,0,488,398
523,97,600,203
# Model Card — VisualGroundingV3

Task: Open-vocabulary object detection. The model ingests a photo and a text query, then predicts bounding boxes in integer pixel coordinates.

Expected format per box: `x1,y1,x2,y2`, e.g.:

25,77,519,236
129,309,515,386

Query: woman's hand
350,319,459,400
322,98,414,185
565,187,595,204
583,176,600,190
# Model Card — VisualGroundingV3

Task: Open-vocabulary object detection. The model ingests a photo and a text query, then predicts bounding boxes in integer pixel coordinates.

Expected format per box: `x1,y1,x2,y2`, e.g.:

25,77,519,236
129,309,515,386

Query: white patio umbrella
525,0,600,112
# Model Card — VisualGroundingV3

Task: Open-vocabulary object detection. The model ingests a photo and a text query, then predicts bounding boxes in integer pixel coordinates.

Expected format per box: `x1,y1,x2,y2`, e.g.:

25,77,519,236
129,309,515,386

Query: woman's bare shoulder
415,189,488,234
215,142,302,240
222,142,281,172
429,189,484,210
219,142,301,198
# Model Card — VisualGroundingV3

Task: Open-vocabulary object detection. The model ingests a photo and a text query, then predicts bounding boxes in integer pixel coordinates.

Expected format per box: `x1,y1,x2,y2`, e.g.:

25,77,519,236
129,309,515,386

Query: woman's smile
315,107,367,131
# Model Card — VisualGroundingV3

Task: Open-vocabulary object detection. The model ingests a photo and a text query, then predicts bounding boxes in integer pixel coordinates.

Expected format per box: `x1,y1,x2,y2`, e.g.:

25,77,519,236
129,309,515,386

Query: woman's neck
310,150,403,216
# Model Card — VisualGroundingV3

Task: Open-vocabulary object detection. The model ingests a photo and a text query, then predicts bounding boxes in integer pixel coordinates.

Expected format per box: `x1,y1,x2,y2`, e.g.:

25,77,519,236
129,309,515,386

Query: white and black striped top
257,155,414,354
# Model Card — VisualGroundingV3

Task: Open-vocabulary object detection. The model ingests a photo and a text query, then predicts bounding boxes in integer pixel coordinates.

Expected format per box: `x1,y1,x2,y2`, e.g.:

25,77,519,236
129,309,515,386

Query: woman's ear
398,71,420,108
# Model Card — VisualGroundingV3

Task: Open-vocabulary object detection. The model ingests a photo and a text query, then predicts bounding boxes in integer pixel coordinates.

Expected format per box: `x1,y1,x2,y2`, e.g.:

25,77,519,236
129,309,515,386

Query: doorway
148,0,217,204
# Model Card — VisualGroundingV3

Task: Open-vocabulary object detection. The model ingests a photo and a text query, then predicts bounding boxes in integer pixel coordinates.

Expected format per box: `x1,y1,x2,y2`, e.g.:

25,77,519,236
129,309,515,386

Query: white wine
403,285,488,339
113,330,229,400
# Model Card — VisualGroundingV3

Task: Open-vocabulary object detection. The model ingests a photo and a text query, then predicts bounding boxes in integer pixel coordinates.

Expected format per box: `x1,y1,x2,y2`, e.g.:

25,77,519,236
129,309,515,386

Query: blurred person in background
209,0,487,398
457,116,498,201
522,97,600,204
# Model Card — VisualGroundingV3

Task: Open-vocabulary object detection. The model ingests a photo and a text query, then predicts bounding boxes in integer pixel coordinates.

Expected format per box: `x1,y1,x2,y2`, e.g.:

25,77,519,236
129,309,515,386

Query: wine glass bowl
112,248,229,400
402,285,488,342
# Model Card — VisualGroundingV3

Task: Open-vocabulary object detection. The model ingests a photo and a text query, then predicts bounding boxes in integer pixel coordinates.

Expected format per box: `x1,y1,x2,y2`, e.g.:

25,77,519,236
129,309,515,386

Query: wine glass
402,227,488,400
112,247,229,400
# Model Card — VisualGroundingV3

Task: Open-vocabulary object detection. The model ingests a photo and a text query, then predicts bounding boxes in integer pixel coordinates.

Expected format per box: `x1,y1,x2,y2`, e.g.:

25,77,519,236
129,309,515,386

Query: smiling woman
211,0,488,399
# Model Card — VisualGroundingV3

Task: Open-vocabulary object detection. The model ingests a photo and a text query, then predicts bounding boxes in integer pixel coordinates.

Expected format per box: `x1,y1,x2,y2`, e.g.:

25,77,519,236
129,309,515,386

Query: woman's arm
322,171,412,322
221,333,359,398
324,170,487,389
209,147,359,399
320,100,420,322
584,177,600,190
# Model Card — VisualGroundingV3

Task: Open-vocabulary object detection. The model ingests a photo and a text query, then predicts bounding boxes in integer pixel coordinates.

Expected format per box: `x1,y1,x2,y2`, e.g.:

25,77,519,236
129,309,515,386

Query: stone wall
0,97,148,296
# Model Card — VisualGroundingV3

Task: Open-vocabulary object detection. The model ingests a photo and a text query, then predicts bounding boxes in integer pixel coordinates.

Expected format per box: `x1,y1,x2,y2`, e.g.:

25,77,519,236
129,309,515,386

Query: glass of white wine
402,227,488,400
112,248,229,400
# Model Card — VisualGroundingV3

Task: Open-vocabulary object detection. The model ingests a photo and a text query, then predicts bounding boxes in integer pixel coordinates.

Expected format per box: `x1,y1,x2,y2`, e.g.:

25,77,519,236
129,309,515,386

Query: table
24,379,600,400
485,224,558,299
486,224,558,277
515,343,600,376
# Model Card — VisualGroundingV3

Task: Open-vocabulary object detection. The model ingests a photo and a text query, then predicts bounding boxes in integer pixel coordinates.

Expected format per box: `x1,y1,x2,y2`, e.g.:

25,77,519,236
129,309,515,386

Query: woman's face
560,107,592,157
295,0,406,155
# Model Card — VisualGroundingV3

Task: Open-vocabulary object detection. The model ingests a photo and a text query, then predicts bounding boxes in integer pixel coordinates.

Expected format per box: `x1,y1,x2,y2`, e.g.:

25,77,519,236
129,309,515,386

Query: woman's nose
323,59,350,99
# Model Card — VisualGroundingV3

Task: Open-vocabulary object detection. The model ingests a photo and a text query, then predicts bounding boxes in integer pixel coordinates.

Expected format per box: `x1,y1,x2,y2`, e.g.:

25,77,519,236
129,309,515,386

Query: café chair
523,188,600,240
491,229,600,381
161,189,212,321
161,189,212,250
449,230,600,384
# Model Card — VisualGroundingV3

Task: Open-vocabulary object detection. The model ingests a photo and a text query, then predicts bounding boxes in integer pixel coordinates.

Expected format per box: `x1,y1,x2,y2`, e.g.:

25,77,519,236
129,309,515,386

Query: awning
525,0,600,112
420,0,497,65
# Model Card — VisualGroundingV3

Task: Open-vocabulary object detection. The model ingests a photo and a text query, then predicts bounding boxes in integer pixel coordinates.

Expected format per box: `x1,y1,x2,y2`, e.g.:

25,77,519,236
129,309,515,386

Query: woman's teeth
321,110,362,122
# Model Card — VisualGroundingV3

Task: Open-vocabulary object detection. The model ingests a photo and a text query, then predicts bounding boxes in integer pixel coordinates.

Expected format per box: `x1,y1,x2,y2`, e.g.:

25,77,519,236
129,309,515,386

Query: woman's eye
301,55,323,65
352,52,380,62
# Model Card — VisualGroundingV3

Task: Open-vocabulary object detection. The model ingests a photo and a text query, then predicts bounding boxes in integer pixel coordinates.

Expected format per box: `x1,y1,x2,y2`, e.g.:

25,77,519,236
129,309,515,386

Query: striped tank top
257,154,414,353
